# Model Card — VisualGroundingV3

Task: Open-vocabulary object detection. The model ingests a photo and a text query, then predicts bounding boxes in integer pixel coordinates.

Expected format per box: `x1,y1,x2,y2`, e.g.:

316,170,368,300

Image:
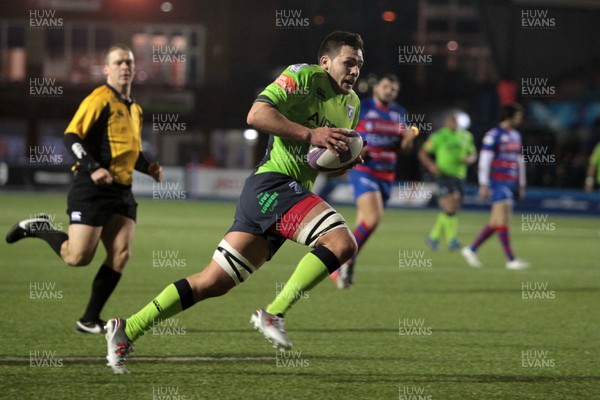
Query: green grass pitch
0,192,598,399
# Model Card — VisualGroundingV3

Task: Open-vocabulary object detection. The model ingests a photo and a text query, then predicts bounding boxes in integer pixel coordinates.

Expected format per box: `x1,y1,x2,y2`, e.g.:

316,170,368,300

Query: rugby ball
307,129,363,172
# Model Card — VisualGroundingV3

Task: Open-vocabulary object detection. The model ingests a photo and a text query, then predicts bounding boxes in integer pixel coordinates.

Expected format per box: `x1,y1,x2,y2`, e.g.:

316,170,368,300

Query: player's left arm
133,106,162,182
135,152,163,182
400,127,418,151
585,144,599,192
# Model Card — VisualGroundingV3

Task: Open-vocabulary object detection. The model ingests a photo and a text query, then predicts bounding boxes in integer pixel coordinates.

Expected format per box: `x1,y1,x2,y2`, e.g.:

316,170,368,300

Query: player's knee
189,272,233,301
64,250,94,266
339,232,358,261
212,239,256,287
363,212,382,229
296,209,349,248
199,280,233,299
319,228,357,264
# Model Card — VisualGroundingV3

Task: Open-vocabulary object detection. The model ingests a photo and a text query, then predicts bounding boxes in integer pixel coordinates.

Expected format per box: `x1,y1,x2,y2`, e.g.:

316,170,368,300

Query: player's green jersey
590,142,600,184
254,63,361,190
423,127,476,179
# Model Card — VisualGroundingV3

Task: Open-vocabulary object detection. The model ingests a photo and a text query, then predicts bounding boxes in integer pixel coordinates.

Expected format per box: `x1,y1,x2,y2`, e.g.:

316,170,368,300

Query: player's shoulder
131,101,143,113
432,127,452,141
484,126,502,137
460,129,474,139
92,84,116,97
283,63,322,77
482,126,501,146
430,127,446,138
347,89,360,105
391,101,407,113
360,96,374,107
81,85,112,107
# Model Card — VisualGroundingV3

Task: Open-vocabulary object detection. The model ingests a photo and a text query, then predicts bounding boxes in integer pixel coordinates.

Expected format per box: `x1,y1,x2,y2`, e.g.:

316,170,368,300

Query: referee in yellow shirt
7,44,163,333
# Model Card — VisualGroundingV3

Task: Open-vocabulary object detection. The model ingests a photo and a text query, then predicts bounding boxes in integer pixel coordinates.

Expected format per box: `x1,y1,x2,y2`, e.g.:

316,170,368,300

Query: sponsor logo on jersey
274,74,298,94
347,105,355,120
288,181,303,194
71,211,82,222
290,63,308,73
306,112,336,128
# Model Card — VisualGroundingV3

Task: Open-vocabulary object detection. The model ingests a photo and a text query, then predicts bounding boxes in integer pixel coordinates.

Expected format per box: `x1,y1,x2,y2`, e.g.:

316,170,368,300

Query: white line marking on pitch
0,356,274,363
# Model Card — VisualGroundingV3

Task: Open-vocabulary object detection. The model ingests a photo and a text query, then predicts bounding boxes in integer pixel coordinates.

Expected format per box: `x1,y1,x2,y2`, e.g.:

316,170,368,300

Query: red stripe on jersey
366,149,396,161
355,165,395,181
491,172,518,181
492,159,519,169
356,120,406,136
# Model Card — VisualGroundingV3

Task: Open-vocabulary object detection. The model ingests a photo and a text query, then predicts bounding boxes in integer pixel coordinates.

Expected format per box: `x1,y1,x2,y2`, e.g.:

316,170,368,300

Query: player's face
104,49,135,90
373,78,399,105
321,45,363,94
511,111,524,127
445,115,458,131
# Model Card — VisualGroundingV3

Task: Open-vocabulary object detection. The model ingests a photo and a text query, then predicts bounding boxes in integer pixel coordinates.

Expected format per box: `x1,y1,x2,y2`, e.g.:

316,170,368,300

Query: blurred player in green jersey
419,112,477,251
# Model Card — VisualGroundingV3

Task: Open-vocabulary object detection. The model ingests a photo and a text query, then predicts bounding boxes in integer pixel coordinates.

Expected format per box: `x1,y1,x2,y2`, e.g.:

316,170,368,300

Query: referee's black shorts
67,173,137,226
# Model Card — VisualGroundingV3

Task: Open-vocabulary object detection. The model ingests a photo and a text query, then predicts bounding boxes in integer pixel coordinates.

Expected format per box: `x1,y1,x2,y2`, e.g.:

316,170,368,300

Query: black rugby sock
33,229,68,257
81,264,122,322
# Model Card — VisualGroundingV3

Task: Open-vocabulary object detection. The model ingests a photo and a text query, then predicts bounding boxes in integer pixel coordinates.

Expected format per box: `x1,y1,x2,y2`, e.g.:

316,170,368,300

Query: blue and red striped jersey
354,97,408,182
481,126,522,184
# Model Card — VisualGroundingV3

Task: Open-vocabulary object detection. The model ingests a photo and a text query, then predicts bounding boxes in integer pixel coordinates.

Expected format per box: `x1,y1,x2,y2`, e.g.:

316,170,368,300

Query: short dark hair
377,73,399,84
500,103,524,122
317,31,364,61
104,44,133,65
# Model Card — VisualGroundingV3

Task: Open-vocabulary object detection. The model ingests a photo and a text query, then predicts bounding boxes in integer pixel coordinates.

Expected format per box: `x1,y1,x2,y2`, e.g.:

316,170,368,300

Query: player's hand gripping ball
307,129,363,173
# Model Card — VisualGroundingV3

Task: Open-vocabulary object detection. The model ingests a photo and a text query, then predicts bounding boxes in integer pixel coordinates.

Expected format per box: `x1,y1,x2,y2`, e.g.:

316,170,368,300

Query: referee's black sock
33,230,68,258
81,264,122,322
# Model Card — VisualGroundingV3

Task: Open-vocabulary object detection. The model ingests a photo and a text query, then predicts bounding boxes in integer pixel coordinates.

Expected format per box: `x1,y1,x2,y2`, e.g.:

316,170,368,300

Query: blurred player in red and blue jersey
331,74,417,288
461,103,530,270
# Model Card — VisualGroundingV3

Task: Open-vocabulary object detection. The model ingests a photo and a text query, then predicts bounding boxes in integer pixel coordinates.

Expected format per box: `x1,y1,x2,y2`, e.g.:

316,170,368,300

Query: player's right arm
64,92,113,185
247,101,355,157
247,65,354,156
463,131,478,165
418,132,440,175
478,130,497,200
